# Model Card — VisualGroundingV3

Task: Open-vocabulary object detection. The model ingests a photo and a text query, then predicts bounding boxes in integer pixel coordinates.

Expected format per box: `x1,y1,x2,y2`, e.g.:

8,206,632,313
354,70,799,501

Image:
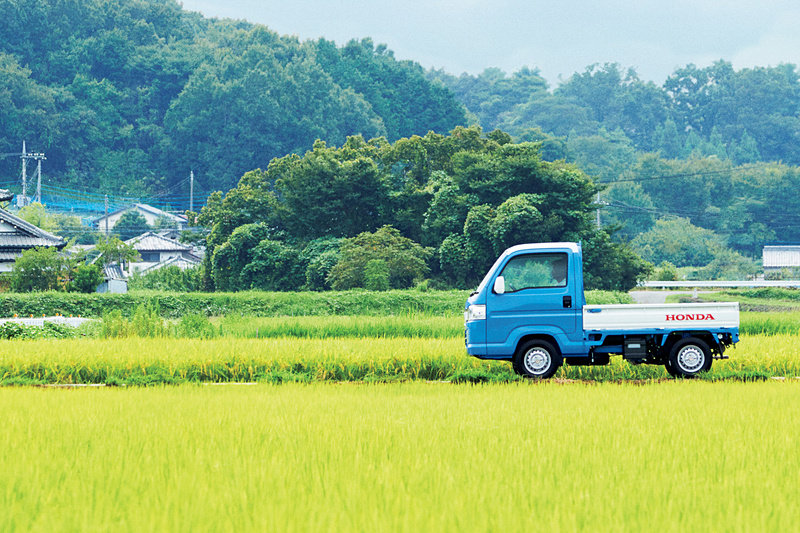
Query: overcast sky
179,0,800,86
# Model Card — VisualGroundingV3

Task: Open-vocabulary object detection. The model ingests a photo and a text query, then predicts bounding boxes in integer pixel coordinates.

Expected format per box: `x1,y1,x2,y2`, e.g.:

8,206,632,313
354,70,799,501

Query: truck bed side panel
583,303,739,331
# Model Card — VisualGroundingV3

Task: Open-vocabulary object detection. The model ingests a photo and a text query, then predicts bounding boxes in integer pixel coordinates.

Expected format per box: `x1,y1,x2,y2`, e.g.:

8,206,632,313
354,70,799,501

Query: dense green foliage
0,289,470,318
200,128,648,290
10,247,63,292
128,265,204,291
0,288,632,319
431,61,800,165
431,63,800,266
68,264,104,293
113,211,150,240
0,0,466,194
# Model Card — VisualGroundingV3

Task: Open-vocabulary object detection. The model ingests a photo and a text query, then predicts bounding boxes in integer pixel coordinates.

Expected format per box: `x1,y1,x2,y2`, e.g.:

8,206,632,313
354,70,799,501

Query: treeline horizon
3,0,800,280
2,0,799,195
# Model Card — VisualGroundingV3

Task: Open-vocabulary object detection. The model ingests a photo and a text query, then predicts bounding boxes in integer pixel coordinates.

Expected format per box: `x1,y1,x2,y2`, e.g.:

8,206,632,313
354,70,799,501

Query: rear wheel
667,338,712,378
513,340,562,379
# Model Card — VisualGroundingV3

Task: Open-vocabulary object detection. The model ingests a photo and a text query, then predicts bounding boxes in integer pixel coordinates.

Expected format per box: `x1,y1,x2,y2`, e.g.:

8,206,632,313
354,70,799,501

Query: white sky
179,0,800,86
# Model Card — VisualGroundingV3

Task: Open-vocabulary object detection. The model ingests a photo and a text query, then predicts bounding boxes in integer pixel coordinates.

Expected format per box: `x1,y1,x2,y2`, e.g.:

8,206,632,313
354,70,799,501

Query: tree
113,211,150,240
271,137,391,239
630,218,725,267
68,263,103,293
210,223,273,291
582,229,652,291
240,239,304,291
301,237,343,291
95,235,140,268
327,226,431,290
10,247,64,292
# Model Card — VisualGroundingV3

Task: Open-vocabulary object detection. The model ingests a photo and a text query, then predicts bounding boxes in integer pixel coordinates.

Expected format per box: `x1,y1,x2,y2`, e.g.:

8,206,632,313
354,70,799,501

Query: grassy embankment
2,382,799,532
0,288,797,384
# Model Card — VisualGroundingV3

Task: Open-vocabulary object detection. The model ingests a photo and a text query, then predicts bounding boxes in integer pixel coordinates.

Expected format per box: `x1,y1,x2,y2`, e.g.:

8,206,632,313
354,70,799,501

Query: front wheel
667,338,712,378
513,340,562,379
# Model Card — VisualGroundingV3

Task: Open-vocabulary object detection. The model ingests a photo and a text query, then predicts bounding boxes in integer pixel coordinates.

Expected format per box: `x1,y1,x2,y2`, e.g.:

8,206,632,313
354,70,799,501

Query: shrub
128,265,204,292
327,226,432,290
364,259,390,291
10,247,64,292
69,264,104,293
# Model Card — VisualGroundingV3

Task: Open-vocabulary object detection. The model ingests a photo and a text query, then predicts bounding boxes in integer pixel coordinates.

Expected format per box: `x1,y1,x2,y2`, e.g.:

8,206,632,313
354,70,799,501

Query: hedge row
0,290,471,318
0,289,633,319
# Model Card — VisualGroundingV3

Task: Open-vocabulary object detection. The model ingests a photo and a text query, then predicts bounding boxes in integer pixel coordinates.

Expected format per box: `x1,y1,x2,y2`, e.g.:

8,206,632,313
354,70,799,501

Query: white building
93,203,188,234
125,232,201,275
762,245,800,274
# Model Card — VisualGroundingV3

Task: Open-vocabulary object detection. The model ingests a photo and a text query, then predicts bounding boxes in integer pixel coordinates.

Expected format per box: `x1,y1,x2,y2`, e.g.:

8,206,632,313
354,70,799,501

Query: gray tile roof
0,209,65,250
125,231,191,252
104,264,126,280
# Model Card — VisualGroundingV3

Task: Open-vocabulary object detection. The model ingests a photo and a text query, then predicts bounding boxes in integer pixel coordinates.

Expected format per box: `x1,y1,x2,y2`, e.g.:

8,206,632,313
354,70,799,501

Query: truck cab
465,242,739,379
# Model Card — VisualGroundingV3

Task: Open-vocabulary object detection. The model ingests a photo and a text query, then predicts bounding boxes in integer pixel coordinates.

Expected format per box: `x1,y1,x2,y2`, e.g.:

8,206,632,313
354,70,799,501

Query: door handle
563,295,572,308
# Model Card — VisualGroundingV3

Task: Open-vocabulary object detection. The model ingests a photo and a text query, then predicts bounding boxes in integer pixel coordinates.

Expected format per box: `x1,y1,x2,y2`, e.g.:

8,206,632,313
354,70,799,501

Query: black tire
513,340,562,379
664,359,681,378
668,337,712,378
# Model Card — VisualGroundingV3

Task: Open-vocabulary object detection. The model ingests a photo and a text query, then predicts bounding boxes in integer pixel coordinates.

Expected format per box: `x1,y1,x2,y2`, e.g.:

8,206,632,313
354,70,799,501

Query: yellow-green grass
214,312,798,339
215,314,463,339
1,381,799,531
1,334,799,385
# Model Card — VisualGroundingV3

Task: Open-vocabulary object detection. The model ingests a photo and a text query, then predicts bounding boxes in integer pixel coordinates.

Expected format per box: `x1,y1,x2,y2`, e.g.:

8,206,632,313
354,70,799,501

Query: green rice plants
1,382,800,531
0,332,796,385
175,313,218,339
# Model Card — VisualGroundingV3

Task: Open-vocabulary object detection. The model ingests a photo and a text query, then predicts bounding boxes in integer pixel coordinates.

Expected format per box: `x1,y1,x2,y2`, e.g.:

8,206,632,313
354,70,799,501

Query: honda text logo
665,314,715,321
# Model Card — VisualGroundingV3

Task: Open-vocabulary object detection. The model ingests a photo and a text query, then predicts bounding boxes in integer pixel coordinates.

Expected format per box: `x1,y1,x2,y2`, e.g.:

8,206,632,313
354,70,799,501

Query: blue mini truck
465,242,739,379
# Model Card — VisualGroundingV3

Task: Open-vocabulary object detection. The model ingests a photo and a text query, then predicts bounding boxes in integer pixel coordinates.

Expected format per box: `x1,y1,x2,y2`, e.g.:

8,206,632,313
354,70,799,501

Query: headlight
465,304,486,322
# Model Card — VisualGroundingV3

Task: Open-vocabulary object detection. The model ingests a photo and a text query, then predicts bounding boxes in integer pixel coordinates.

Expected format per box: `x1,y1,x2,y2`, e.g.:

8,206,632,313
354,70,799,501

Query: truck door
485,251,582,355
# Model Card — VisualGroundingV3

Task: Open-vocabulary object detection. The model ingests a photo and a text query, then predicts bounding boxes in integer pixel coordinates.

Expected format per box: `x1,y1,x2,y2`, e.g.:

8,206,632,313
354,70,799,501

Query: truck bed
583,302,739,331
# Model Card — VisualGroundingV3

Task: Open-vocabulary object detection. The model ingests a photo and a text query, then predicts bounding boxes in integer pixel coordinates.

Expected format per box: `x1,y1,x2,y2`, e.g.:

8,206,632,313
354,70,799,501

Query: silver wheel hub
524,347,551,375
677,345,705,373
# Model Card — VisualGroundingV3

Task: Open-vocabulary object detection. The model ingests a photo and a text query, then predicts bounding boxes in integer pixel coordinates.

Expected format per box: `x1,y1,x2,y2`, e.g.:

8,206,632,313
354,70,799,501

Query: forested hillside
430,63,800,274
0,0,465,195
4,0,800,286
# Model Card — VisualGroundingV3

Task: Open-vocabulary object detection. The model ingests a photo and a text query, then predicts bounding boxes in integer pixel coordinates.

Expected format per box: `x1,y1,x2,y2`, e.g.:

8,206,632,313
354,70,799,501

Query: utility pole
20,141,27,207
596,191,601,228
19,142,45,207
34,152,46,204
104,195,109,235
189,170,194,213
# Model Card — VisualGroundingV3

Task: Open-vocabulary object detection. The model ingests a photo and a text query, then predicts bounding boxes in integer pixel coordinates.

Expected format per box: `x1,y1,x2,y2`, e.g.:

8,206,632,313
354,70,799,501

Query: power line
596,163,764,185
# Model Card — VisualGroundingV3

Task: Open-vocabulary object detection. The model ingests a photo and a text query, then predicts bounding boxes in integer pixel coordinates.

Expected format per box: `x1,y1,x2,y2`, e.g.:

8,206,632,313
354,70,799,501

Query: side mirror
493,276,505,294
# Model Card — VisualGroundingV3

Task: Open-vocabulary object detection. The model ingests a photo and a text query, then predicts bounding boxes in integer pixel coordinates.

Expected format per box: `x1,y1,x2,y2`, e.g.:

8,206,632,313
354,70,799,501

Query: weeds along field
2,382,800,532
1,333,799,385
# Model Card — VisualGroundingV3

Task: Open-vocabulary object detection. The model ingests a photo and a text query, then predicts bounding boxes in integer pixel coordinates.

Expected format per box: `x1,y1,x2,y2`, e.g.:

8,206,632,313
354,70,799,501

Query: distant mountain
0,0,466,199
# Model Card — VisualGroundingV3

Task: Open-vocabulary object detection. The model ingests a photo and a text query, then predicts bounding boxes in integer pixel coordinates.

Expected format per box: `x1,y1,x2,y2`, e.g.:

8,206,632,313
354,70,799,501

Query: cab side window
500,253,568,292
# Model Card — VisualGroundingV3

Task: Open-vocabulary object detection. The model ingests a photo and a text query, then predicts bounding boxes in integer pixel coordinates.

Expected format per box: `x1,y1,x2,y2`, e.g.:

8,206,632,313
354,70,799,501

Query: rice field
0,332,798,385
1,381,799,532
2,292,799,531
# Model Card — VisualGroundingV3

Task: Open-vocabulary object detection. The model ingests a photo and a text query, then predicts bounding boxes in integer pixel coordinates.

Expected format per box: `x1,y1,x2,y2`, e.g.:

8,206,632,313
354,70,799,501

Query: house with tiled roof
0,193,66,272
93,203,188,234
124,231,200,275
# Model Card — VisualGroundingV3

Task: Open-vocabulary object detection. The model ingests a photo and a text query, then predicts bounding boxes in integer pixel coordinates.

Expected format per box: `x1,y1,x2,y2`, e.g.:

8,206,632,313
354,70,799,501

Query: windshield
473,252,508,295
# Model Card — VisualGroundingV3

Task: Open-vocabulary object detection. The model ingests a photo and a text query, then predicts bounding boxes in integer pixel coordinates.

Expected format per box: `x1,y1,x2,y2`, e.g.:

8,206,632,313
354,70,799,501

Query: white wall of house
98,207,186,233
128,251,184,274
